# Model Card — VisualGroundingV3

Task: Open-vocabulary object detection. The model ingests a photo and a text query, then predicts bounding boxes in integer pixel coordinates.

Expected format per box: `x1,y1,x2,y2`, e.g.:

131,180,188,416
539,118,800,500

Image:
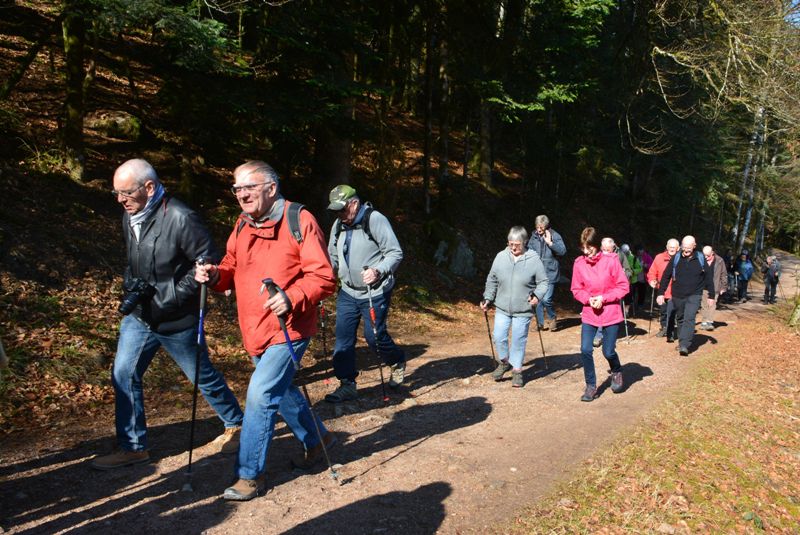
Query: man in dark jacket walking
656,235,715,356
527,215,566,331
92,159,243,470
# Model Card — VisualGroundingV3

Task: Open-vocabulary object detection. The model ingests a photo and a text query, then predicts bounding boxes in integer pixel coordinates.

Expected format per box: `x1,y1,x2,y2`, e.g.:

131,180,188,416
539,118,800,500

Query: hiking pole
319,302,332,385
648,286,655,334
182,257,207,492
261,278,340,483
363,267,389,403
481,303,497,363
621,301,630,343
529,295,548,370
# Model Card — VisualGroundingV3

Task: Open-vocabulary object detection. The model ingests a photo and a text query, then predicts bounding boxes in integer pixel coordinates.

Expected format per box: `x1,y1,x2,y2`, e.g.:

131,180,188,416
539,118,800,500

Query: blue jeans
112,315,243,452
237,338,328,480
332,289,405,382
492,311,532,370
535,280,557,324
580,323,622,387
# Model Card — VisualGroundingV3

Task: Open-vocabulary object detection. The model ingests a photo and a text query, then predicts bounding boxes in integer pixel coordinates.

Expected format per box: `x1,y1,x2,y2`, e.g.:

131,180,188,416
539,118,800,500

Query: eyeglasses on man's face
230,182,272,196
111,184,145,198
508,241,524,248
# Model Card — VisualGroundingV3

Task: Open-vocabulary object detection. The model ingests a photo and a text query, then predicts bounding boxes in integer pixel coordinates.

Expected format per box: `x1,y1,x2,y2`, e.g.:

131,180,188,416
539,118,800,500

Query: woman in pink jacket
570,227,630,401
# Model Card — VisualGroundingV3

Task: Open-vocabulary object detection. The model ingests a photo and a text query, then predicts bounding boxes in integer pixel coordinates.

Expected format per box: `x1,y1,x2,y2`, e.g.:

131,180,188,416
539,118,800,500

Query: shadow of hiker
282,482,452,535
308,355,491,417
553,316,582,331
595,362,653,396
329,397,491,480
691,333,717,351
519,352,582,382
0,418,242,534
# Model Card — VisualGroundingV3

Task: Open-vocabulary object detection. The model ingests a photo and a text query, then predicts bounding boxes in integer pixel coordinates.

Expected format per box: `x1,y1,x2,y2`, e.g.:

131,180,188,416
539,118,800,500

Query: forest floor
2,254,798,534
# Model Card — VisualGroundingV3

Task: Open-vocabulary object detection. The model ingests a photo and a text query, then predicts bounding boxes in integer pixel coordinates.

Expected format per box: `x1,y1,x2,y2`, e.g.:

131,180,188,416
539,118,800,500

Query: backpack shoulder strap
286,202,304,244
362,206,376,245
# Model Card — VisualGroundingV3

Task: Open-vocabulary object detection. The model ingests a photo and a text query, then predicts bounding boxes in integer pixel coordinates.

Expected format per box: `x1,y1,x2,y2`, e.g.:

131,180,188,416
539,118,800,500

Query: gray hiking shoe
492,361,512,381
580,385,597,402
610,371,624,393
388,361,406,388
324,380,358,403
511,371,524,388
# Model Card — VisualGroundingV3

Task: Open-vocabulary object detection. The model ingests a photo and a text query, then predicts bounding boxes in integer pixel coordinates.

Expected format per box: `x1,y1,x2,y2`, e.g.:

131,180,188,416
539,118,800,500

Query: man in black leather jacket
92,159,243,470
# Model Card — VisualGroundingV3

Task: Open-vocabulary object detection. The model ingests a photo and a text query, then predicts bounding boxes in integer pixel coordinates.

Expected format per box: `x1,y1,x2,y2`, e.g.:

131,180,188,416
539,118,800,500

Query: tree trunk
62,3,87,181
479,97,492,187
732,107,764,248
737,158,759,255
422,17,436,216
437,36,450,217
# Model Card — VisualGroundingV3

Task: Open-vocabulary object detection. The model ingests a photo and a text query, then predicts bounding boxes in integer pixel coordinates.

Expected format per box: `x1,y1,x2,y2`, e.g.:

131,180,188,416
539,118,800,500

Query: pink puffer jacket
571,252,630,327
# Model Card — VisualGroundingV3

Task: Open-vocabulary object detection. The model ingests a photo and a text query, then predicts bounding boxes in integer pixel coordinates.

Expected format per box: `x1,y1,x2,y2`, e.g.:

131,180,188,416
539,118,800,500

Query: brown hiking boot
291,433,337,470
580,385,597,402
91,450,150,471
212,426,241,454
223,476,266,501
546,317,558,332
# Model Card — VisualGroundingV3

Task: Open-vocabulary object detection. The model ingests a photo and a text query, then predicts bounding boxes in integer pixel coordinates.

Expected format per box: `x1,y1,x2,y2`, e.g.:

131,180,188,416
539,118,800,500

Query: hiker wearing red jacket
647,238,679,340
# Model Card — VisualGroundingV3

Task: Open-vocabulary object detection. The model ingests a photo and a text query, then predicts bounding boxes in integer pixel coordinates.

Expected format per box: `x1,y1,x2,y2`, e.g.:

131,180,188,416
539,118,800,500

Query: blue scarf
129,181,166,229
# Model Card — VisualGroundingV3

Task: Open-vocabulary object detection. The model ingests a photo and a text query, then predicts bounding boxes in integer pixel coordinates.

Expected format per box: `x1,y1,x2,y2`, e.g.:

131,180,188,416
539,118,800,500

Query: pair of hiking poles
481,294,549,372
182,263,341,491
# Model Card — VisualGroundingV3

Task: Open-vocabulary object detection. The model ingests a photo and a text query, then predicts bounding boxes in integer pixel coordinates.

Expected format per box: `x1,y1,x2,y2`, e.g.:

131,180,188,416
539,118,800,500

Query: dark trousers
737,279,750,301
764,279,778,302
672,294,702,349
332,289,405,382
659,298,676,337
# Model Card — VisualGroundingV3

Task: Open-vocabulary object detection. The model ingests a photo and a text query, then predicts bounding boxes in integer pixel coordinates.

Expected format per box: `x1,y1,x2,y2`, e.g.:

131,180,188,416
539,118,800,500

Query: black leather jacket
122,196,219,333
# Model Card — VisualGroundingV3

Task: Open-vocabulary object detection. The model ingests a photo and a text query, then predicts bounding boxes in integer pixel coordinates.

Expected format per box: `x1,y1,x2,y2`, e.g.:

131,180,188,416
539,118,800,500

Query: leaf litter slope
4,256,796,534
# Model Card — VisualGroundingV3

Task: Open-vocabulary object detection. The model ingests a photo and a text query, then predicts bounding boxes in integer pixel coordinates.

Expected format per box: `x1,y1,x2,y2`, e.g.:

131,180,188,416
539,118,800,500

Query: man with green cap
325,184,405,402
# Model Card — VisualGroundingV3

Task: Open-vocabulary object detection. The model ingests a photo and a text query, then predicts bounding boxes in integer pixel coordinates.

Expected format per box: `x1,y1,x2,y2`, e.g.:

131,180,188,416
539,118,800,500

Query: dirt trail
2,252,798,534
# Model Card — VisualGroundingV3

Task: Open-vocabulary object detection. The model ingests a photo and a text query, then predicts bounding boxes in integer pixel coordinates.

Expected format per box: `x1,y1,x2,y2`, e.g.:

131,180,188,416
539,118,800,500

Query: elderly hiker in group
480,226,549,388
92,159,244,471
324,184,405,403
762,255,781,304
593,237,630,348
571,227,629,402
527,215,566,332
700,246,728,331
735,250,754,302
656,236,715,356
195,161,336,501
648,238,679,341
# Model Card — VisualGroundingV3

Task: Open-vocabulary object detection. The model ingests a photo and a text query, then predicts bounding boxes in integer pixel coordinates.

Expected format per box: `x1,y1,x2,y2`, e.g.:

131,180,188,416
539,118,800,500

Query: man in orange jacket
196,161,336,501
647,238,679,340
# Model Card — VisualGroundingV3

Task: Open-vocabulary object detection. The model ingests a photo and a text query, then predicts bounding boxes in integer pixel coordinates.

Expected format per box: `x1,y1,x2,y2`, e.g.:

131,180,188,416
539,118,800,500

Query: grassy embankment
510,307,800,533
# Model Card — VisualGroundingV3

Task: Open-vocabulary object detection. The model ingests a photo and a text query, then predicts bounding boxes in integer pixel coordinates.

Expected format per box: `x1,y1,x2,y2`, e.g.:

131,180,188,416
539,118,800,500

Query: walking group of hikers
90,158,783,502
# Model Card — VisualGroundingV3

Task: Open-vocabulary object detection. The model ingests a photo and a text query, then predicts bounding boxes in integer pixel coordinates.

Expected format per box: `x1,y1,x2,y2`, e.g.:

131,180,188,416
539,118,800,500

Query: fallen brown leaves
507,313,800,534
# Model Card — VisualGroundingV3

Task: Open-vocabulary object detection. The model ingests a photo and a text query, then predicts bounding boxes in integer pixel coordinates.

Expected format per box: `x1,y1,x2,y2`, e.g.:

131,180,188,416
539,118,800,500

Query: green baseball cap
327,184,357,210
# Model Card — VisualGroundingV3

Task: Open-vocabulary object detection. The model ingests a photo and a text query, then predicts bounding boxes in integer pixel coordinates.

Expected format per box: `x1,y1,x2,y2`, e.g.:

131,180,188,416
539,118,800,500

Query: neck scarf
129,182,166,228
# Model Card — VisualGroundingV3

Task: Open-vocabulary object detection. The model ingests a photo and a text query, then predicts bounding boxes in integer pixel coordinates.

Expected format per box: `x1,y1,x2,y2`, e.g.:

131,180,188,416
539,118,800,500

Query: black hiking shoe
678,346,689,356
580,385,597,402
492,361,512,381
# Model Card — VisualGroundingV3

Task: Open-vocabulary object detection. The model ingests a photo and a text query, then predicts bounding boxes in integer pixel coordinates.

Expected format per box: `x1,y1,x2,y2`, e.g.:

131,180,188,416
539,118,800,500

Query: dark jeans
737,279,750,300
633,281,648,307
764,279,778,302
332,289,405,382
580,323,622,387
659,298,676,337
672,293,702,350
